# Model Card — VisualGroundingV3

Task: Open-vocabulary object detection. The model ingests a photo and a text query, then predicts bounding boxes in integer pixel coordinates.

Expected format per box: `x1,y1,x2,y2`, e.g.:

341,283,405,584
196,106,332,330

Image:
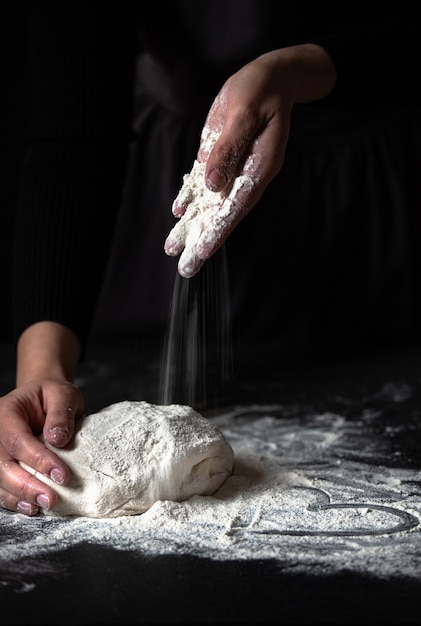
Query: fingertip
17,501,40,516
196,231,217,261
178,254,204,278
45,424,72,448
172,200,187,217
164,238,181,256
206,167,227,192
49,466,67,485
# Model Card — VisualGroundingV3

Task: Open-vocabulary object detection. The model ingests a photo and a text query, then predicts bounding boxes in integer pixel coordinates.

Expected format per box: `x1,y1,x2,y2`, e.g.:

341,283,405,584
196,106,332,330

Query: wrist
16,321,81,386
257,44,337,105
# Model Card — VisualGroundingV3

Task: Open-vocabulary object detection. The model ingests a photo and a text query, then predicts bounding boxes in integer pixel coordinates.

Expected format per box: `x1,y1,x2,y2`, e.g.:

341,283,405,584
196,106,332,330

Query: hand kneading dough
21,400,234,518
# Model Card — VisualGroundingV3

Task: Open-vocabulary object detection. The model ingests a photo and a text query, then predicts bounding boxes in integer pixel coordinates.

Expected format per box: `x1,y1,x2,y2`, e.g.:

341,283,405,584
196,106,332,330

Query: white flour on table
2,396,421,584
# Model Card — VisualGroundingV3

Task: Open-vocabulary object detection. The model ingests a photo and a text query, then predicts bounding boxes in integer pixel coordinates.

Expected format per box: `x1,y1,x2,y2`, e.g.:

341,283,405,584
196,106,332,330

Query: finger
164,220,187,256
204,128,249,193
198,120,287,260
196,154,260,260
0,443,60,513
0,387,75,484
196,196,246,260
197,102,224,162
0,486,39,516
171,153,208,219
172,200,188,218
0,418,70,486
177,247,205,279
42,381,84,448
166,160,219,259
201,90,256,193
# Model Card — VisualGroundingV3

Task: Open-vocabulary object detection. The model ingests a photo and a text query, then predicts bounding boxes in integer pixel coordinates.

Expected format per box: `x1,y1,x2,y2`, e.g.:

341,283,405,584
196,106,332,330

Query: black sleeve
13,1,137,356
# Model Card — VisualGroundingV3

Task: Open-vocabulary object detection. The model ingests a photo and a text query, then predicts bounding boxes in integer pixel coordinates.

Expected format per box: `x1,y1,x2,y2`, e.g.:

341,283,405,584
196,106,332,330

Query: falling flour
19,401,234,518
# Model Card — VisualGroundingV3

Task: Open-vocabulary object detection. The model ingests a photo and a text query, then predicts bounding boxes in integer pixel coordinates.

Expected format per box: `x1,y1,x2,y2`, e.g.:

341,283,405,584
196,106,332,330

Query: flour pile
19,401,234,518
3,398,421,583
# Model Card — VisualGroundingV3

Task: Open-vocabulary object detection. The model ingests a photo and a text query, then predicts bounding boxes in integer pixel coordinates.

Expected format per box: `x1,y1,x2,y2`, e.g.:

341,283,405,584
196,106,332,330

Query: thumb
43,382,85,448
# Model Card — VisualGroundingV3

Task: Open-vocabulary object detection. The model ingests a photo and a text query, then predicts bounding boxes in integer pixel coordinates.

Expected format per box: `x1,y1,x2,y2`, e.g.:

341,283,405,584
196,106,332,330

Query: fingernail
36,494,51,509
50,467,65,484
17,501,39,516
207,167,227,191
164,238,177,255
48,425,70,445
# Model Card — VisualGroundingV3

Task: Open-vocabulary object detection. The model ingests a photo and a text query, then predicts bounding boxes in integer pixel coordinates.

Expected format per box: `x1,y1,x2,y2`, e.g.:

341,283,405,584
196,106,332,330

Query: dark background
1,6,421,622
1,1,30,344
3,2,421,362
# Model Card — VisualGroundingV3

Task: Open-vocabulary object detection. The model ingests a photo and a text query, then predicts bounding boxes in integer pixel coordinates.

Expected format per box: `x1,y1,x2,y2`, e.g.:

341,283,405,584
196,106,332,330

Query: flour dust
158,245,233,410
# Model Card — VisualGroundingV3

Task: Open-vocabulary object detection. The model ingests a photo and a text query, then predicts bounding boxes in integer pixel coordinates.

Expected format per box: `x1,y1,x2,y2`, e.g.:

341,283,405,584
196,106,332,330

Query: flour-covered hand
164,44,336,278
164,138,256,278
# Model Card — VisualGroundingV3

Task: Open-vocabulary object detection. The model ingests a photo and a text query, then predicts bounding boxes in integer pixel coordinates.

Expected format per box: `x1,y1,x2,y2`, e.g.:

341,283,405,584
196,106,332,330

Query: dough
21,400,234,518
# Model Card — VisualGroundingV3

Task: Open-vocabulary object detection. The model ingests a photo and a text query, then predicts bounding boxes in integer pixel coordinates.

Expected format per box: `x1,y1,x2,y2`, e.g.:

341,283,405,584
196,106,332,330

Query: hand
164,44,336,277
0,378,84,516
0,321,83,516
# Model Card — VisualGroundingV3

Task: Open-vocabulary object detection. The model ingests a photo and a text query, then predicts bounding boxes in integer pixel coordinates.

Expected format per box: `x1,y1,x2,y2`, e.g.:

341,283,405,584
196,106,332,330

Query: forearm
16,322,81,387
256,44,336,105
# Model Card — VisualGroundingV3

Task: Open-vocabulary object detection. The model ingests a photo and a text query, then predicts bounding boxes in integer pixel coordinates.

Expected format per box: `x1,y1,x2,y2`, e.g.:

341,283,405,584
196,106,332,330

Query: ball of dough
21,401,234,518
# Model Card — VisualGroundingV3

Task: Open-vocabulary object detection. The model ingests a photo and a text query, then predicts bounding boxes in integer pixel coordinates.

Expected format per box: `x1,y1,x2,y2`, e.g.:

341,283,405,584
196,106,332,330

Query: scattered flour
19,401,234,518
3,403,421,584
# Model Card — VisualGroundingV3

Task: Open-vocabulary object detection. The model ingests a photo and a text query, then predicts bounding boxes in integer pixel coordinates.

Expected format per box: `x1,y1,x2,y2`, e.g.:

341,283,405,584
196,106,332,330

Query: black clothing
13,1,421,362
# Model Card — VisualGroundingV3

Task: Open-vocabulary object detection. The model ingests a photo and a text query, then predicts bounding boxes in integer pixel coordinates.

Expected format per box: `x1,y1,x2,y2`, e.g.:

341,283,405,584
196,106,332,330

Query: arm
16,321,81,386
165,43,336,277
0,322,84,516
0,2,137,516
165,9,420,277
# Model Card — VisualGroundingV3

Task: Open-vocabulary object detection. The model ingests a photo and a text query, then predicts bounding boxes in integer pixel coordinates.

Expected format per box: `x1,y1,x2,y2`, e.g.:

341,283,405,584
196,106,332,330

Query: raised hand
164,44,336,277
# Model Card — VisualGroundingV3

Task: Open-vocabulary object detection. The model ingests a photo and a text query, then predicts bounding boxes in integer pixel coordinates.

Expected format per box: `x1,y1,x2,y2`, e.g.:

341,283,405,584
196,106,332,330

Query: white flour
2,399,421,583
164,127,255,277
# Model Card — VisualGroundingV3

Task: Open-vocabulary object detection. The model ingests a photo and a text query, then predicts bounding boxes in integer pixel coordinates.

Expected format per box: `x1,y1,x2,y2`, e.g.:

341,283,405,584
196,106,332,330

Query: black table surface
1,338,421,624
